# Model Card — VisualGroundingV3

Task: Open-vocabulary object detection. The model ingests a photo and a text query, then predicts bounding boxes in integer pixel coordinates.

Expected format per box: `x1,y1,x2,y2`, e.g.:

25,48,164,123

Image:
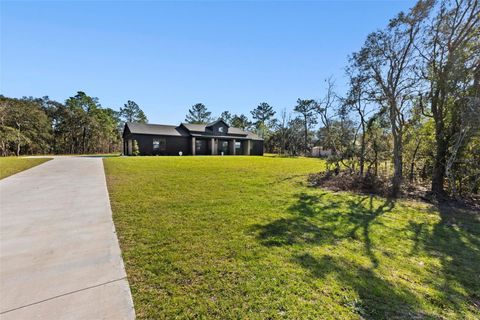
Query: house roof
124,123,189,137
181,122,248,136
180,123,207,133
228,127,249,135
206,119,229,128
245,131,262,140
124,122,262,140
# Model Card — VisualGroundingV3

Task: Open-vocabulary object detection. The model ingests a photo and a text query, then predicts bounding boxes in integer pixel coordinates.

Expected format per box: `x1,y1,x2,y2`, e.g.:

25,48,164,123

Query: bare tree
315,77,338,152
351,1,430,196
344,74,373,176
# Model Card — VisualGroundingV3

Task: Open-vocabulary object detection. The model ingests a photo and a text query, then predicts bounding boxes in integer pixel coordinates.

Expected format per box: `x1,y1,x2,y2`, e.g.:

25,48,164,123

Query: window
196,140,202,151
218,126,224,133
153,139,160,150
153,138,166,152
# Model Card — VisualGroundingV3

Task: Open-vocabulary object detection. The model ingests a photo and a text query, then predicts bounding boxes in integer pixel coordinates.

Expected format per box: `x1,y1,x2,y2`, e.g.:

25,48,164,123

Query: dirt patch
308,170,391,197
308,170,479,210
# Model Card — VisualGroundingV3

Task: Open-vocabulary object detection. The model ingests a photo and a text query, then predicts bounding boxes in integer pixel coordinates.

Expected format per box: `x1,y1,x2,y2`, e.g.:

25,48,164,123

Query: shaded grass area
79,153,121,158
32,153,121,157
0,157,52,179
104,156,480,319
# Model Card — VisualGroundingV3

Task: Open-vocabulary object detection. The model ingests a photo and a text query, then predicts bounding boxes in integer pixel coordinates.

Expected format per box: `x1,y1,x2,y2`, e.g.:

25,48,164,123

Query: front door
218,140,229,155
195,139,208,155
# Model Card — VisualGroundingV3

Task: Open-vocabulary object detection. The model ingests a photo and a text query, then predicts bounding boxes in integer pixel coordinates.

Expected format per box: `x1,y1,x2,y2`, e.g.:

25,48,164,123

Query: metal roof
190,133,262,140
245,131,263,140
125,122,262,140
125,123,189,137
228,127,249,135
206,119,229,128
180,123,207,133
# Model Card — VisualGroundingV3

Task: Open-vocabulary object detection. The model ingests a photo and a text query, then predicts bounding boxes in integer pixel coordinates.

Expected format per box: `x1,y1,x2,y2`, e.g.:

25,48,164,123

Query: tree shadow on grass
416,204,480,314
253,192,394,268
251,190,480,317
345,196,395,267
250,193,406,318
293,253,426,319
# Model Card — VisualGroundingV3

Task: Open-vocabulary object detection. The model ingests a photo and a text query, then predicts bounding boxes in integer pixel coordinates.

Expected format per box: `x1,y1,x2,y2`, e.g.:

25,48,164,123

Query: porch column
127,139,133,156
230,139,236,155
191,137,196,156
211,138,215,155
245,140,251,155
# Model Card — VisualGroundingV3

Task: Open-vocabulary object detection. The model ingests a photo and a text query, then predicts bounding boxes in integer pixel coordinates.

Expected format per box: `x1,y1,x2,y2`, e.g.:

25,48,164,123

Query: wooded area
0,92,147,156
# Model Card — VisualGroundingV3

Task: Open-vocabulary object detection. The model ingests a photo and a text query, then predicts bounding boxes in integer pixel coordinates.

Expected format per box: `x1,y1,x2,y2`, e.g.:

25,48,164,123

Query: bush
132,140,140,156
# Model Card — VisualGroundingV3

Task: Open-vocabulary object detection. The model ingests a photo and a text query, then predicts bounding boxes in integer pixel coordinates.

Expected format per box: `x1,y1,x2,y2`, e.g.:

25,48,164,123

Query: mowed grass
0,157,51,179
104,156,480,319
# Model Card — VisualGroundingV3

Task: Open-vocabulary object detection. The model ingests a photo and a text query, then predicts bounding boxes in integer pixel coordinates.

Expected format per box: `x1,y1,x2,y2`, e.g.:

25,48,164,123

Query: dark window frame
153,137,166,151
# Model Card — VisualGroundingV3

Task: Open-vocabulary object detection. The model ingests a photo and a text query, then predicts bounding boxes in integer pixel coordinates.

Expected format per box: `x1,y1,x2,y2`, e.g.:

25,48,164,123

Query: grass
79,153,121,158
32,152,121,157
104,155,480,319
0,157,52,179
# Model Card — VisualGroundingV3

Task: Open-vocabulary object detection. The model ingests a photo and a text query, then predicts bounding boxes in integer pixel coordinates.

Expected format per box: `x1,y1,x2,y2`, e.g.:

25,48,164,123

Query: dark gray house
122,120,264,156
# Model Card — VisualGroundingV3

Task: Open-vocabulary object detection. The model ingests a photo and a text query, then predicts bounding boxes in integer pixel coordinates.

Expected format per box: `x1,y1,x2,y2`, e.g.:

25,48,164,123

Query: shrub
132,140,140,156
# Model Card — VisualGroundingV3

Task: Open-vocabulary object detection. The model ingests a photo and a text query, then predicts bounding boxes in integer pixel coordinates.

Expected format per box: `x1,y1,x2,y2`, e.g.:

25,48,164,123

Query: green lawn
0,157,52,179
32,153,121,157
104,156,480,319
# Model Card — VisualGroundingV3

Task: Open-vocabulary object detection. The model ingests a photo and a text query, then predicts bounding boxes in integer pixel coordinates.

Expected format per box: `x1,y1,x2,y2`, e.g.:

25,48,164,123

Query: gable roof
124,122,189,137
124,122,263,140
206,119,229,128
228,127,249,135
181,123,249,137
245,131,262,140
180,123,207,133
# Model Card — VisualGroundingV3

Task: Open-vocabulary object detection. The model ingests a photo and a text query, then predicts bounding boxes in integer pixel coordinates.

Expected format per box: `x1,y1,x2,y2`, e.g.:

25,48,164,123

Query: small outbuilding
122,120,264,156
311,146,332,158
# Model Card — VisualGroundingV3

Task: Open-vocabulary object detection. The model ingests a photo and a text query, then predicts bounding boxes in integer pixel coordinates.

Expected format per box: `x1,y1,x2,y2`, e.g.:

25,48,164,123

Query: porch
191,137,251,156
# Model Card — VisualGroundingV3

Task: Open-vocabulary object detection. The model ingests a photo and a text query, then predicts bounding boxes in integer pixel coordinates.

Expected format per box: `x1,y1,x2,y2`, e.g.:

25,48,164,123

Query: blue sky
1,0,415,124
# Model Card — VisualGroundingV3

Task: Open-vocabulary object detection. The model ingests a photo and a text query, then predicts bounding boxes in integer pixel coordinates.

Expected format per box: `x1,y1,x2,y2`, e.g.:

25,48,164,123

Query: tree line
1,0,477,200
184,0,479,199
0,92,148,156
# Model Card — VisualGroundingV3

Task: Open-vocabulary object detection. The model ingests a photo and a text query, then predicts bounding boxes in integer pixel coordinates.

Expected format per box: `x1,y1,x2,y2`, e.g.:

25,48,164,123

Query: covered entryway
191,137,253,156
195,139,208,155
217,140,230,155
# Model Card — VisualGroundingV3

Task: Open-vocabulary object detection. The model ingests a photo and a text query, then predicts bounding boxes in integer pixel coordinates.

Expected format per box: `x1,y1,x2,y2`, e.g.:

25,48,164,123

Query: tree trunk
391,137,403,197
16,122,21,156
390,101,403,197
359,123,366,176
303,115,308,155
409,140,420,183
431,122,447,197
82,127,87,154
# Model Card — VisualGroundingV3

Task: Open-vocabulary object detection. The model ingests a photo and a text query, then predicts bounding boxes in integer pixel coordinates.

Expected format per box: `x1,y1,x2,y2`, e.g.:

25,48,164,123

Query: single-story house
122,120,264,156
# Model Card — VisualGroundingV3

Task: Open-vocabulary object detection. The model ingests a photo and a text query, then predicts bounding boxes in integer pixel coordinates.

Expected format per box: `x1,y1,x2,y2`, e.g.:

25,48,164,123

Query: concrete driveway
0,157,135,319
